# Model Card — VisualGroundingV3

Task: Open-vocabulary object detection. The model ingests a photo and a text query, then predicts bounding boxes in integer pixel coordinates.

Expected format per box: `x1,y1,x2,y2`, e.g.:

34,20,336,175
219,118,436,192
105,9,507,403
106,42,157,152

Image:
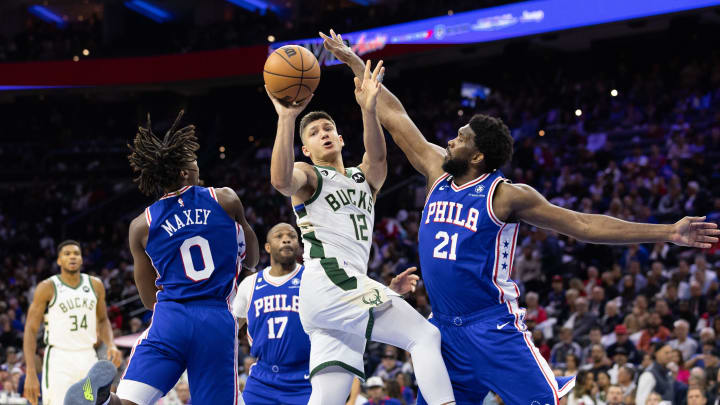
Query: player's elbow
270,178,293,197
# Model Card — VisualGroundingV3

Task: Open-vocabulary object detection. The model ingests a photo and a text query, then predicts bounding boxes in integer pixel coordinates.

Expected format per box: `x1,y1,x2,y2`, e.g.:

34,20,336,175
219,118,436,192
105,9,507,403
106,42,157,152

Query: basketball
264,45,320,104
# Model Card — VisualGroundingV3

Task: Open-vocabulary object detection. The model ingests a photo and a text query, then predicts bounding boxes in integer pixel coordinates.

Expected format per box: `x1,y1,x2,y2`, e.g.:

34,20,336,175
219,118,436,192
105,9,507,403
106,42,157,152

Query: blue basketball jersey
418,171,520,315
145,186,245,303
246,265,310,369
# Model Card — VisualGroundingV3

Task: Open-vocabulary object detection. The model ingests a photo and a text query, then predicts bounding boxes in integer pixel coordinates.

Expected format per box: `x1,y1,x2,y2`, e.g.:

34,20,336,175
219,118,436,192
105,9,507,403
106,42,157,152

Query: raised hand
354,59,384,112
319,29,355,64
265,85,313,119
669,216,720,248
389,267,419,295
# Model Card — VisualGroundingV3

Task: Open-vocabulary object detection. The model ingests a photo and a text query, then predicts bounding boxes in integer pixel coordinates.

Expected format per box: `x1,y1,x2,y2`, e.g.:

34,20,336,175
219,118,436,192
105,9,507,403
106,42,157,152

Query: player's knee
414,322,441,349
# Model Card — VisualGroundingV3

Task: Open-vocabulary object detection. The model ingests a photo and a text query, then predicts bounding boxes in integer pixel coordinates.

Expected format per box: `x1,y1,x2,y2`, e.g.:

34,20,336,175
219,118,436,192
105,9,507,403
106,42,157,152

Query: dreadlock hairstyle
127,110,199,197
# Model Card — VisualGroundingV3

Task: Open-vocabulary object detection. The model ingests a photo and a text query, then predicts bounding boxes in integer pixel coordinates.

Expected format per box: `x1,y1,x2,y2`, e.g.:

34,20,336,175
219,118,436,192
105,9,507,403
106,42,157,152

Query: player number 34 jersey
45,274,98,351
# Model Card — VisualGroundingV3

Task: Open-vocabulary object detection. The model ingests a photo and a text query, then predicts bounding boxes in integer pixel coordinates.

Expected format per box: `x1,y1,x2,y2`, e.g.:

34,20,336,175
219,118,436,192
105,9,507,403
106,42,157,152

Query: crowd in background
0,16,719,405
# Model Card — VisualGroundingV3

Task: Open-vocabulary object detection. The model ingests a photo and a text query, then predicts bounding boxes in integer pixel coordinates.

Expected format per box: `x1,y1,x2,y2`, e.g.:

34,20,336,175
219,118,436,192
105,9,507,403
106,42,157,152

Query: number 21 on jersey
433,231,458,260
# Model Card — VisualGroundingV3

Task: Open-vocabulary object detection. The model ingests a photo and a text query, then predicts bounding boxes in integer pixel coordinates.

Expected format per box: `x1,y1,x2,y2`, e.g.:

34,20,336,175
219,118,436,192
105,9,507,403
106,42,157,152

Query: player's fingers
338,33,343,43
371,60,383,81
299,93,314,107
264,85,277,101
354,77,361,91
408,275,420,282
364,59,371,79
399,267,418,276
319,31,329,40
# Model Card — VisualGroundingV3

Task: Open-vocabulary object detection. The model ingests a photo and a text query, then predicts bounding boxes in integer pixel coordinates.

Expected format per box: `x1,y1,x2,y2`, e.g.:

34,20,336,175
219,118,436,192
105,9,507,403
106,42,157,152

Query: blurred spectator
373,347,404,381
636,343,676,405
364,376,403,405
606,385,624,405
551,328,582,368
637,313,672,353
670,319,699,362
564,297,599,342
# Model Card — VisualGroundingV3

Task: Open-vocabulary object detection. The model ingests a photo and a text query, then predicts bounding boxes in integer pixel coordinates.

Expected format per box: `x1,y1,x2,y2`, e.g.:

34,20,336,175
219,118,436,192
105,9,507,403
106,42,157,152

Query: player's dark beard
272,249,297,269
441,157,470,178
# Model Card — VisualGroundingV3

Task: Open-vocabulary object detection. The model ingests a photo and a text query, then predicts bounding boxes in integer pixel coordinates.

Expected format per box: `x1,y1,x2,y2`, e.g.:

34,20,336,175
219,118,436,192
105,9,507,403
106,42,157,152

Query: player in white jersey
22,240,122,405
267,60,455,405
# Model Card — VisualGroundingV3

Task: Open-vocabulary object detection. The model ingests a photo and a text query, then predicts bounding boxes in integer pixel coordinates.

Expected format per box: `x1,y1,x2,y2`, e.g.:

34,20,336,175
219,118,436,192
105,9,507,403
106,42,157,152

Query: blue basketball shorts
242,362,312,405
417,301,575,405
122,299,239,405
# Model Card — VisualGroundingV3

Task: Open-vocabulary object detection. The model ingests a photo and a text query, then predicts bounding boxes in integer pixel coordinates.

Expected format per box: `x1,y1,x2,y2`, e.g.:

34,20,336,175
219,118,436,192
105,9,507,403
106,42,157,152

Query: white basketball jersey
294,165,374,275
45,274,98,350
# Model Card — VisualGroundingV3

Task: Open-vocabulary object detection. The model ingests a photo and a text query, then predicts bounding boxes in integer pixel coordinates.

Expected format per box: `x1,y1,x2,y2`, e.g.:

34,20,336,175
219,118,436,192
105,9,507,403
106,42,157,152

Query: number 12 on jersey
433,231,458,260
350,214,368,241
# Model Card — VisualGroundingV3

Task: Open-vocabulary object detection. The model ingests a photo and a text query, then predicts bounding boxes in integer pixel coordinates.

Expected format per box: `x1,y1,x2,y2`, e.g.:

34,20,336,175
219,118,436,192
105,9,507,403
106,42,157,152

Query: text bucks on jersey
45,274,98,350
294,166,374,274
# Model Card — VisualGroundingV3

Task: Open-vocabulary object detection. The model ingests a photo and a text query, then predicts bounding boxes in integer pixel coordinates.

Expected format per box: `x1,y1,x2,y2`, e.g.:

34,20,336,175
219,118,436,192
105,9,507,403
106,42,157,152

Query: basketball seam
263,70,319,79
303,55,317,72
294,46,304,102
274,50,303,72
270,83,313,93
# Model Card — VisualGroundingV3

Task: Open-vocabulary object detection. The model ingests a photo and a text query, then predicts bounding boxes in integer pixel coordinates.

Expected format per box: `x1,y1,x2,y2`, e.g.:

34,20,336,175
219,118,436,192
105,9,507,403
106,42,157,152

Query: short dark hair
57,240,81,255
299,111,336,142
127,110,199,197
467,114,513,172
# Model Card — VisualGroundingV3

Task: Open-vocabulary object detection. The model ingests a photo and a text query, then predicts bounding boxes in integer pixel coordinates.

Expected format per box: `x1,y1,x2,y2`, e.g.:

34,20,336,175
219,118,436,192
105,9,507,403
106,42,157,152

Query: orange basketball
264,45,320,104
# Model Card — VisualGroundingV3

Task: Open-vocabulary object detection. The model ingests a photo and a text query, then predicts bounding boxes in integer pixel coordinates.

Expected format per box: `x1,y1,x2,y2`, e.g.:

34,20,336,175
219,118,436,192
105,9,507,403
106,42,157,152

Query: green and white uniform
42,274,99,405
294,165,398,380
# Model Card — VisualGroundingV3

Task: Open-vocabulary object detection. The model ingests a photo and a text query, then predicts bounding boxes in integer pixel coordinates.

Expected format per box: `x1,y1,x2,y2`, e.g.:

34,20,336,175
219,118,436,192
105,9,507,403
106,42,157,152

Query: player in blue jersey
322,31,720,405
64,111,259,405
232,222,311,405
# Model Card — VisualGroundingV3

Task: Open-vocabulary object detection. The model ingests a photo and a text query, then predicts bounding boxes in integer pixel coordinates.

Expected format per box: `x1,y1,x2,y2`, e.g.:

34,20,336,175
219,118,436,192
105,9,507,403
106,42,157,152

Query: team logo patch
178,198,184,207
291,278,300,286
475,185,485,194
83,286,90,293
257,278,263,283
320,170,330,176
361,288,384,306
351,172,366,183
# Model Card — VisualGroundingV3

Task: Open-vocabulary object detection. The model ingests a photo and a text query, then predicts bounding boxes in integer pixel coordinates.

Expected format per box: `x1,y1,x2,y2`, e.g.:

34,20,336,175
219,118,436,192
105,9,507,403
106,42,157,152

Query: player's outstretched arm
497,182,720,247
355,59,388,195
128,214,160,309
320,30,446,182
215,187,260,269
22,280,53,405
91,277,123,367
267,87,318,199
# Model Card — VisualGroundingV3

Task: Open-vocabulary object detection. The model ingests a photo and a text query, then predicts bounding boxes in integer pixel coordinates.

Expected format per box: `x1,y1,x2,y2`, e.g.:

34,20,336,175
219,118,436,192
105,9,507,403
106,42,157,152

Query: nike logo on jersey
496,322,510,330
438,186,447,190
255,284,268,290
304,374,310,380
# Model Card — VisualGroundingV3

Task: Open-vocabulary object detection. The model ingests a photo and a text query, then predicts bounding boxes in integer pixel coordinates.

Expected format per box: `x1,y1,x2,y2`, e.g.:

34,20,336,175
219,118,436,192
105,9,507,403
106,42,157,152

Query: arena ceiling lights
124,0,173,23
224,0,277,16
28,5,67,28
